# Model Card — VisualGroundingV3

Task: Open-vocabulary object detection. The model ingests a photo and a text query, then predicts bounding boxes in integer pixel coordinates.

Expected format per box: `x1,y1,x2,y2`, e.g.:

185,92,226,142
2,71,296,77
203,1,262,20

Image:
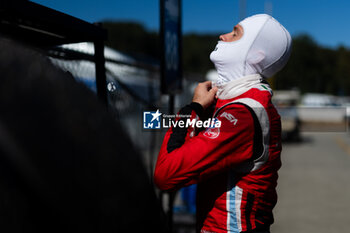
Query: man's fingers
192,81,217,109
201,81,212,89
210,86,218,93
209,86,218,96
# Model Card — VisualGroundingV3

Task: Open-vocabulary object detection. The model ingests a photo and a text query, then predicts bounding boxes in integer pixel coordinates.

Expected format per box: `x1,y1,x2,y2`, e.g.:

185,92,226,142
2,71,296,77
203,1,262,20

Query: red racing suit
154,86,282,233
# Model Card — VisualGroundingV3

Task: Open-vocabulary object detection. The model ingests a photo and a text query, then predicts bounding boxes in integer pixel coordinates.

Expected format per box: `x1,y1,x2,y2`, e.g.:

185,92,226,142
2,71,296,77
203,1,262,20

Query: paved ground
271,132,350,233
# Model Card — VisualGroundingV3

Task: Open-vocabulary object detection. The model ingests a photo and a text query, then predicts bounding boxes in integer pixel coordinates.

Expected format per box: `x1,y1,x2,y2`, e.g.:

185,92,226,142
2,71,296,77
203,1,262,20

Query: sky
32,0,350,48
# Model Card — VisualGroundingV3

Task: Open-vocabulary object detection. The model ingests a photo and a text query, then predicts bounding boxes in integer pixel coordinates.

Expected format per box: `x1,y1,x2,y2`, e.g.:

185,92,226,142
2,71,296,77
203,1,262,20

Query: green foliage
274,34,350,95
102,22,350,95
182,34,217,74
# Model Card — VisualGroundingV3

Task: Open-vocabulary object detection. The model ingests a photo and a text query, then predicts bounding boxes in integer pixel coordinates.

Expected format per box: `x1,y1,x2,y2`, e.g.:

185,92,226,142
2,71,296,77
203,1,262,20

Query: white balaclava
210,14,292,85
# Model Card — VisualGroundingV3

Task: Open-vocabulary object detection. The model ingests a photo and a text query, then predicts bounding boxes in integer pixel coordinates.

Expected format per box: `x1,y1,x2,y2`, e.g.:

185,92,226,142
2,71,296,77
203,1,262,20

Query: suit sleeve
154,103,255,191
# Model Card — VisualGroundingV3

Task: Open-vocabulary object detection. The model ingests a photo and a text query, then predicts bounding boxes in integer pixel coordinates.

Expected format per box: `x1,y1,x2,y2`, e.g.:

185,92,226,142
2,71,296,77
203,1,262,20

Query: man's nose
219,33,229,42
219,35,225,41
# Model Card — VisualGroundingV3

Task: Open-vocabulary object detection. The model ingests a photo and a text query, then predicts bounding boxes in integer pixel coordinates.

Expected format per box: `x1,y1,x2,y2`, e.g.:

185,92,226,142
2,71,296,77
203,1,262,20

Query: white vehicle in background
300,93,341,107
336,96,350,116
299,93,345,121
272,90,301,141
299,93,348,132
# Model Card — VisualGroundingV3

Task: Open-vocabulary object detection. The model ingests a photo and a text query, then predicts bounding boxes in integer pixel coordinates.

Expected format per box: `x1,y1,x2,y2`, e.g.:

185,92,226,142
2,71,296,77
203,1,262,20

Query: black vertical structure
0,0,108,104
160,0,183,232
160,0,183,95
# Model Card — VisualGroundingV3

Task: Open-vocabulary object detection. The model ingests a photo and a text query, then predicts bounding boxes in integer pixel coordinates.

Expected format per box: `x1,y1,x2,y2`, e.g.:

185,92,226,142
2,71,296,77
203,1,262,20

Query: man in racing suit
154,14,292,233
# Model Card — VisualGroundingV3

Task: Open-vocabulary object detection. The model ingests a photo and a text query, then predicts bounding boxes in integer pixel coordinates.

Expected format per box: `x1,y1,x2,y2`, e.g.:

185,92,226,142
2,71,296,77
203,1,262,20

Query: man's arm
164,81,218,155
154,82,255,191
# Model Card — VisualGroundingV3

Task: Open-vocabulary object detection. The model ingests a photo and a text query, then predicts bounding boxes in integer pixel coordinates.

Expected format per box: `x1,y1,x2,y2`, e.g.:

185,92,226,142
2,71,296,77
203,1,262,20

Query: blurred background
1,0,350,232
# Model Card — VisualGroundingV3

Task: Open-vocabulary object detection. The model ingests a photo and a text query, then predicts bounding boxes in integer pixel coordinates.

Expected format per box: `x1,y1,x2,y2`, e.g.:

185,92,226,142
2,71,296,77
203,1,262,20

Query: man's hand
192,81,218,109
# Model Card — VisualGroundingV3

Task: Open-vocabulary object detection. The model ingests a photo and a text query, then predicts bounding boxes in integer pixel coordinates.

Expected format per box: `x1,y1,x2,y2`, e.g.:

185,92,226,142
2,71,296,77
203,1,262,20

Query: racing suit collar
215,74,270,100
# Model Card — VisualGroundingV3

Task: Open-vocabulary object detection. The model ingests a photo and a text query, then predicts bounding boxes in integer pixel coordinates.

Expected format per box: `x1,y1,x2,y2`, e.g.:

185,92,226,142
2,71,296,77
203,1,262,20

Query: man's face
219,24,244,42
